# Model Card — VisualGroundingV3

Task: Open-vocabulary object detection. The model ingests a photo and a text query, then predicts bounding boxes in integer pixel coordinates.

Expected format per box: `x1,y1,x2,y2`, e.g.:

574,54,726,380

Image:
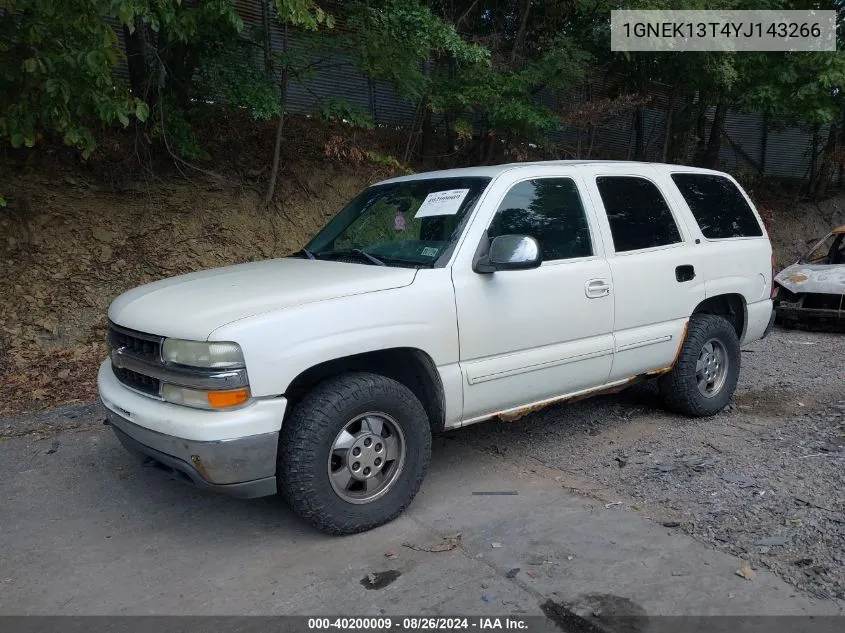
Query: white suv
98,160,775,534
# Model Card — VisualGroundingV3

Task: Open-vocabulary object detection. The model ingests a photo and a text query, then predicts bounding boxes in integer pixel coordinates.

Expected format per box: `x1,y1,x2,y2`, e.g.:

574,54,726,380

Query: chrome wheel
696,338,729,398
327,412,405,504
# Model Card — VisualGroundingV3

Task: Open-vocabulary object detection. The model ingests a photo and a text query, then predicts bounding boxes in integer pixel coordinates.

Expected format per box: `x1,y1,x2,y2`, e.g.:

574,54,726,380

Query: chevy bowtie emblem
111,346,127,369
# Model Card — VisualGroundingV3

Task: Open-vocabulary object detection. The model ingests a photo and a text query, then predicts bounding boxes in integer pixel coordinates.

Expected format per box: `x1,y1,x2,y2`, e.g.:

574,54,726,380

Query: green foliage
738,51,845,125
149,95,207,160
0,0,148,156
193,29,279,121
317,97,374,129
347,0,490,99
273,0,333,31
432,67,558,139
365,151,412,173
453,119,473,141
429,33,591,144
2,0,844,175
136,0,280,158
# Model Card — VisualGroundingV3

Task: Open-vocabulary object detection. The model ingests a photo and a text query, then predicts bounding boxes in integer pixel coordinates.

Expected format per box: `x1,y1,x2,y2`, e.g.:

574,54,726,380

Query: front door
451,174,616,422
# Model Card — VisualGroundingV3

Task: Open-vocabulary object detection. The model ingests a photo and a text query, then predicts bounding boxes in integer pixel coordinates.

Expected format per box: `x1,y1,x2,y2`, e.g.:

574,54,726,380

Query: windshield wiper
319,248,386,266
295,247,316,260
351,249,386,266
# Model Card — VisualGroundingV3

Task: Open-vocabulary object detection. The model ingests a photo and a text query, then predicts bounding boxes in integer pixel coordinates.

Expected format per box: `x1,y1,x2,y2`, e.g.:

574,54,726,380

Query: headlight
161,384,250,410
161,339,245,369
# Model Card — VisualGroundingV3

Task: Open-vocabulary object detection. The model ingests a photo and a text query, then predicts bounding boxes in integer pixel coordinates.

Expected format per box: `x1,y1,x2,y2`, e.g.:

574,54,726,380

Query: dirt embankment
758,192,845,269
1,115,407,415
1,126,843,416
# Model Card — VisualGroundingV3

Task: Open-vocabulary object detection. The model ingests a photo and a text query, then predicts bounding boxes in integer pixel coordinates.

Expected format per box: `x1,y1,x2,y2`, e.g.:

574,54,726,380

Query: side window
487,178,593,261
671,173,763,239
595,176,682,253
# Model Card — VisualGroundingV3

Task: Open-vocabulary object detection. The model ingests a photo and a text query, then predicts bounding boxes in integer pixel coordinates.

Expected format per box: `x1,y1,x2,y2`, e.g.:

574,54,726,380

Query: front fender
207,269,459,399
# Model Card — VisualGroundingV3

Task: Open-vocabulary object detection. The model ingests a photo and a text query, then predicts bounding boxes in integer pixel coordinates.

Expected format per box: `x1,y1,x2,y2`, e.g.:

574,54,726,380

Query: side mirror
475,235,542,274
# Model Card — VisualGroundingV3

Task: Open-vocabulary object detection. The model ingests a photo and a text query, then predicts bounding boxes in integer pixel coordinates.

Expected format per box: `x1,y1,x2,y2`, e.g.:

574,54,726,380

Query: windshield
799,232,843,264
304,176,491,267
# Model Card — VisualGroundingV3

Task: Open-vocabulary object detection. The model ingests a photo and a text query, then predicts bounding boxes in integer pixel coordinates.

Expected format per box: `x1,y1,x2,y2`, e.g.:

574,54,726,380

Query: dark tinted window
487,178,593,261
671,173,763,239
595,176,682,252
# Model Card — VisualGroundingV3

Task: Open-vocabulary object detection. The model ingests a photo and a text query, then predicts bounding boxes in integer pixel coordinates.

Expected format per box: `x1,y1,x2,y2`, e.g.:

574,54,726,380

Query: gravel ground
608,399,845,602
451,326,845,603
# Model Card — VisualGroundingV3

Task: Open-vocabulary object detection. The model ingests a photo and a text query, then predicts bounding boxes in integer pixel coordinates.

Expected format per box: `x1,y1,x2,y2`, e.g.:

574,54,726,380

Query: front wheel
277,372,432,535
658,314,741,417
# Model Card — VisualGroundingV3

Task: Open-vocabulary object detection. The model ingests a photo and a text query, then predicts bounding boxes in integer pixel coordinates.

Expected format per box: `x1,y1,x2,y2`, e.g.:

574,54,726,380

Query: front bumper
98,359,285,498
108,412,278,498
775,303,845,321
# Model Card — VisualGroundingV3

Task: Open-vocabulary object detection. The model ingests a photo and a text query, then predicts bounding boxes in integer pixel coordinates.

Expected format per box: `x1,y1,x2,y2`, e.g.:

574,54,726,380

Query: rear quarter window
671,173,763,239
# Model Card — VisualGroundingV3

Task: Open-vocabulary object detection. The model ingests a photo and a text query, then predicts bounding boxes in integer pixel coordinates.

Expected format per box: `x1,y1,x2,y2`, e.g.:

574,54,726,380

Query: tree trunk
810,122,838,200
420,107,433,160
124,21,148,101
510,0,532,68
264,26,290,206
839,102,845,187
633,108,645,160
702,101,727,169
676,93,698,163
419,59,438,160
484,131,497,164
404,61,434,164
692,100,708,165
662,93,673,163
403,94,428,164
444,112,457,155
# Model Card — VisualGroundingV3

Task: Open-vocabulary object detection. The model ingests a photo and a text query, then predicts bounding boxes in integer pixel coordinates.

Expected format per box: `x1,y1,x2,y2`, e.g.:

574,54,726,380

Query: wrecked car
774,226,845,327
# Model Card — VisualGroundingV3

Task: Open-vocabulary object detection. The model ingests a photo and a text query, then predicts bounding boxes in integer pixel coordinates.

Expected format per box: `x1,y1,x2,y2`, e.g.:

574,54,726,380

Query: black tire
277,372,431,535
658,314,741,417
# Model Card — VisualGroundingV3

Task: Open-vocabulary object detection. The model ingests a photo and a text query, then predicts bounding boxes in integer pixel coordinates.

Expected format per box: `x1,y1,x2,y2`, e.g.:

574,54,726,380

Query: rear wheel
277,372,431,535
658,314,740,417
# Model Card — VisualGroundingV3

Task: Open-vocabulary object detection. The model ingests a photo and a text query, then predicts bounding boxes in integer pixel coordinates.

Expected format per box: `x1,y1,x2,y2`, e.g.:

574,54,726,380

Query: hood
108,258,417,339
775,263,845,295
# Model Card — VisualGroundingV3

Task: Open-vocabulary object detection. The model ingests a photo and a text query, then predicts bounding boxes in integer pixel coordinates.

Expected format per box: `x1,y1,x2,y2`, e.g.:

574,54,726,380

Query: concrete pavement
1,417,841,621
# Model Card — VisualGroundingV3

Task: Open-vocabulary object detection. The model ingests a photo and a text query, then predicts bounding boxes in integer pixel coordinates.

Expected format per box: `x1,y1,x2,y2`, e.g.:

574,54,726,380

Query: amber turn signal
207,388,250,408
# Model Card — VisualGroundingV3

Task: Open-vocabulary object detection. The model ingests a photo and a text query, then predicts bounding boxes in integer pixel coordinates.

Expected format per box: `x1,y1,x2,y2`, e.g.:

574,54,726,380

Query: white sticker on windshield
414,189,470,219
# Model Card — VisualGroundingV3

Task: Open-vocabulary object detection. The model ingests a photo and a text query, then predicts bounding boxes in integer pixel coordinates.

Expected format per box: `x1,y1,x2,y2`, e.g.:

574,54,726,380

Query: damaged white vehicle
99,161,776,535
774,226,845,326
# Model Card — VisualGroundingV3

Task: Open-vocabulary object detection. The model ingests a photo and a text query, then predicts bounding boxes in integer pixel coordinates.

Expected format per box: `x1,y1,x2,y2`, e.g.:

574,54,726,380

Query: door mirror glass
476,235,541,273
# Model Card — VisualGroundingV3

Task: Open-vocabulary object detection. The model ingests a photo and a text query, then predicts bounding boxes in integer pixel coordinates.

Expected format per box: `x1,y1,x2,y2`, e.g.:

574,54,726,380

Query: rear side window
595,176,682,253
671,173,763,239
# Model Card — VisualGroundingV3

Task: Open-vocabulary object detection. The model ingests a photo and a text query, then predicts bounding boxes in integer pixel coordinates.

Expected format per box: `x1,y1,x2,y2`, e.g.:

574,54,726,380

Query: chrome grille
106,321,250,398
112,366,161,397
107,322,163,362
107,322,164,396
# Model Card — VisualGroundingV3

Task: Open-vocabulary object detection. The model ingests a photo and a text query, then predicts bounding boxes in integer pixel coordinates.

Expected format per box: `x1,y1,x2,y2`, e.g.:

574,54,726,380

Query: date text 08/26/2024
307,618,529,631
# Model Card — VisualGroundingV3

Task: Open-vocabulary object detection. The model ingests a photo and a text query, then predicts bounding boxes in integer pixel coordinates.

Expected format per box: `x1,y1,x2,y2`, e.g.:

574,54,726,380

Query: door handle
585,278,611,298
676,265,696,282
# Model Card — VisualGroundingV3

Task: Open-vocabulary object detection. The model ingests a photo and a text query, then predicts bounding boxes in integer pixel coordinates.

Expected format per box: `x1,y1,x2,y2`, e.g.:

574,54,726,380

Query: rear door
581,165,706,381
667,170,773,310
